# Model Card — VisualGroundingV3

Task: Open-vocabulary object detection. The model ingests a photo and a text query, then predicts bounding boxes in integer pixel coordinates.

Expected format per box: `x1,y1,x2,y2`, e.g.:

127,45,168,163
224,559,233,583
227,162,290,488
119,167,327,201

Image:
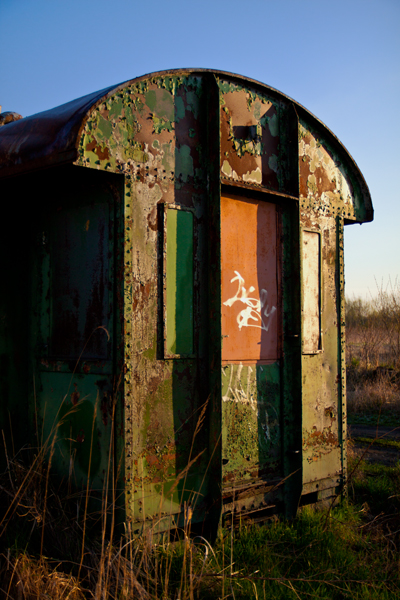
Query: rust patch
147,374,164,395
101,395,108,426
131,280,152,313
324,406,336,419
303,426,339,462
147,205,158,231
71,383,80,406
85,139,110,160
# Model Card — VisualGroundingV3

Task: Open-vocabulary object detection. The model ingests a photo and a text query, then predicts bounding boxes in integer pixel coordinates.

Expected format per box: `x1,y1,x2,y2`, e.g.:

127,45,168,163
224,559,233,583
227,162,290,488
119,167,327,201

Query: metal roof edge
0,68,373,221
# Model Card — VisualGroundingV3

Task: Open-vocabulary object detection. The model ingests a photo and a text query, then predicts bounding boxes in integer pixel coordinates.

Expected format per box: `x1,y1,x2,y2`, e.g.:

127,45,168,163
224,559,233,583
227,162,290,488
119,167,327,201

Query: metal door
220,193,284,521
32,179,115,494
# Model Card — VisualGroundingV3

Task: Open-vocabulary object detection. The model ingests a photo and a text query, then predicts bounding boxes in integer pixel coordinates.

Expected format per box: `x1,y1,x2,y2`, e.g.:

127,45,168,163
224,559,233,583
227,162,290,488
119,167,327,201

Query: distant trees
346,279,400,369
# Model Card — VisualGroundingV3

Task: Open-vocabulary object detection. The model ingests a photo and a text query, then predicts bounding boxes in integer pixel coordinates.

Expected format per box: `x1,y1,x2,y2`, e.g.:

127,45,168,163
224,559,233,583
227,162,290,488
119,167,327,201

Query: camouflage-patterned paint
0,69,373,532
299,122,350,498
218,79,297,196
74,75,215,532
299,121,371,223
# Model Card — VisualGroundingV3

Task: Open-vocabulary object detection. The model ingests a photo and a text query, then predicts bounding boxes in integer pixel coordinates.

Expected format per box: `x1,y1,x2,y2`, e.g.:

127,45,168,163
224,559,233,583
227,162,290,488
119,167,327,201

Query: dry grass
346,287,400,418
1,554,85,600
0,446,213,599
346,367,400,416
0,447,399,599
2,298,400,598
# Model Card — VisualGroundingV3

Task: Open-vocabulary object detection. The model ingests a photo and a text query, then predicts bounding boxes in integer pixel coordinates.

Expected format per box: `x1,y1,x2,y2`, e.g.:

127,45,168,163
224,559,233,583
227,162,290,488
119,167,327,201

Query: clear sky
1,0,398,299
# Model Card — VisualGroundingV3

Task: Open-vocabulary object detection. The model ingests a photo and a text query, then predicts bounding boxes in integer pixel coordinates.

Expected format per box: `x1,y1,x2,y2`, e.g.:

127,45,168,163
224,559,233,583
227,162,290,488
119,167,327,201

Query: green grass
349,459,400,515
2,401,400,599
353,436,400,450
3,457,400,599
348,413,400,427
200,503,398,599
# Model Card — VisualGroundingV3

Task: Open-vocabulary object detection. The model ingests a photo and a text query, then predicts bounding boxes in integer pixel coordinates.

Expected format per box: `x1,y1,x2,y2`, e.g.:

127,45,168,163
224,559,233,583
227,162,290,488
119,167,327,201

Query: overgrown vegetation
1,422,400,598
2,284,400,598
1,443,400,599
347,279,400,424
346,279,400,368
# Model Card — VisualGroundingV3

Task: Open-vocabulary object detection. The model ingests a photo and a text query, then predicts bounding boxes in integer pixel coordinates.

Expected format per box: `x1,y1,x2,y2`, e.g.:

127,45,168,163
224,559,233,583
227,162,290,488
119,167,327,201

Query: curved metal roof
0,68,372,215
0,84,115,175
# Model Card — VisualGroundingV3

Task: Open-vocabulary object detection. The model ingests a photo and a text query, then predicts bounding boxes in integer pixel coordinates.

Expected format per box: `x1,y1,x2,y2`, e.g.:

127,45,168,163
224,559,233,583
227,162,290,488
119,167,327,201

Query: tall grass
346,281,400,421
2,303,400,598
346,278,400,370
1,435,400,598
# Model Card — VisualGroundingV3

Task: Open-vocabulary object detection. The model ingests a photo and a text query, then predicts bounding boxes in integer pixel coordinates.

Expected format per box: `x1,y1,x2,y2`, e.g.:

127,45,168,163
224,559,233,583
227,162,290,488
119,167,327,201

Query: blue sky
1,0,399,299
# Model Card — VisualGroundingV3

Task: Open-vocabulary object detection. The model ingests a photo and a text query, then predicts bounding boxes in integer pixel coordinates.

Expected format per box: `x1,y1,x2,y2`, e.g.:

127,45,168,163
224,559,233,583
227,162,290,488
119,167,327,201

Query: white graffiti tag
223,271,276,331
222,363,257,410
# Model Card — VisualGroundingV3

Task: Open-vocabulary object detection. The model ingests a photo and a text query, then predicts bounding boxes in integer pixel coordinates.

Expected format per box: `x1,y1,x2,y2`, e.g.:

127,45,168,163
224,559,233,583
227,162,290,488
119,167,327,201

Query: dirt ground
348,424,400,466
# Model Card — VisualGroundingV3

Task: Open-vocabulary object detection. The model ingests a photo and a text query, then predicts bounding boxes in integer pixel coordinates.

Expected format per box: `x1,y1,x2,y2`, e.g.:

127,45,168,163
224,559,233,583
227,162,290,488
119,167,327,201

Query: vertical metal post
337,215,347,493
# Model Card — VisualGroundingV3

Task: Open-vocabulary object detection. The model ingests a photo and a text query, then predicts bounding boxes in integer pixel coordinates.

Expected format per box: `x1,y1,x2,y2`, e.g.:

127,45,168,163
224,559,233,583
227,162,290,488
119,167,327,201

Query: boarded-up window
302,231,321,353
50,203,110,359
221,195,279,362
164,206,194,357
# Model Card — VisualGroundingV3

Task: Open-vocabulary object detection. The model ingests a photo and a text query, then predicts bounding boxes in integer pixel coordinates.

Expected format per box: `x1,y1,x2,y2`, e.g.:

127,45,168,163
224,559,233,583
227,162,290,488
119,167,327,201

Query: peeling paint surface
222,363,281,474
0,69,374,532
298,121,368,222
28,170,119,494
85,76,215,530
300,215,342,484
219,82,280,191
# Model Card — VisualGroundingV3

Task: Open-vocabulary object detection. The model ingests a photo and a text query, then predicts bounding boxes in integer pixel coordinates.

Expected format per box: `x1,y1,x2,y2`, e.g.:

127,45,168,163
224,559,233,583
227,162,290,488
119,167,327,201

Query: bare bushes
346,370,400,416
346,281,400,417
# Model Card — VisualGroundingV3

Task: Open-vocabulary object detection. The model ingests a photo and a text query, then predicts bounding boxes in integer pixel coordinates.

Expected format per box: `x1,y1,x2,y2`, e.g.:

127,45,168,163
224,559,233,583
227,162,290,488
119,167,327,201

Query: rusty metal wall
299,123,348,499
76,74,218,533
299,121,369,223
28,167,124,496
0,69,374,531
218,79,298,197
217,80,300,522
72,73,360,522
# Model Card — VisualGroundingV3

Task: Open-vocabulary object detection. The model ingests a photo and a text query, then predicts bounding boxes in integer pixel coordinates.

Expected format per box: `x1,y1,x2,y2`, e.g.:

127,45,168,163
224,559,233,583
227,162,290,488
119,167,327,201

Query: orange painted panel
221,195,279,362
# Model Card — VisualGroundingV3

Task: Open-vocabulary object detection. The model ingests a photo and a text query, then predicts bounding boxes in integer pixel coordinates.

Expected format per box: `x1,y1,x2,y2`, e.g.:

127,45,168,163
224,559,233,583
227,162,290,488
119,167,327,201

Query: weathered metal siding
29,168,124,494
218,79,297,196
0,68,374,530
0,175,32,458
77,75,216,532
299,122,347,497
220,194,282,506
299,121,367,223
217,80,299,521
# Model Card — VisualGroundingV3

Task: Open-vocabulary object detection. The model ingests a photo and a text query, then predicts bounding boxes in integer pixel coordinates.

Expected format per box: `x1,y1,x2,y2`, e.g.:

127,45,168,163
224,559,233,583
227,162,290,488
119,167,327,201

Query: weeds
347,279,400,370
353,437,400,450
1,440,400,599
346,369,400,420
346,283,400,421
2,299,400,598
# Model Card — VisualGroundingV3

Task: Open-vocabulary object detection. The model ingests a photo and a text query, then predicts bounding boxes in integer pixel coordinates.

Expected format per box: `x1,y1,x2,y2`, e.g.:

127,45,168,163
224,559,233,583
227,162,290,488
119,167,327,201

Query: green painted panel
49,202,110,360
30,172,119,501
166,209,194,355
128,360,210,528
38,373,113,490
222,362,281,482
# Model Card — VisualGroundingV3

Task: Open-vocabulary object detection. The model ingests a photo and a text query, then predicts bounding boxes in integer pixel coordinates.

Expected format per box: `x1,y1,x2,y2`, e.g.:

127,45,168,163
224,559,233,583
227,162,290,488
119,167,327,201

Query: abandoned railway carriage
0,69,373,534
